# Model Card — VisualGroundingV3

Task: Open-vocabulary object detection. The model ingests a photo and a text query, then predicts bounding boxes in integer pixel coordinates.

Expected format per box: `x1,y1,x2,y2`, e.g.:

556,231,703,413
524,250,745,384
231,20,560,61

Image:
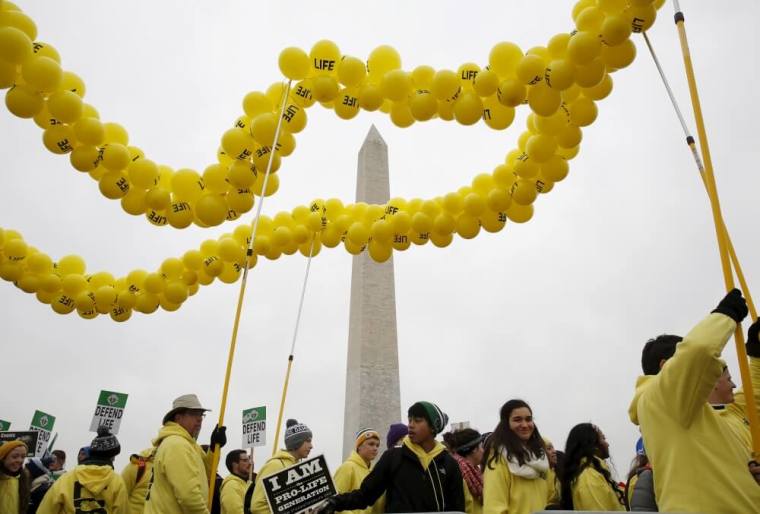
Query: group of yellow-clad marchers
2,289,760,514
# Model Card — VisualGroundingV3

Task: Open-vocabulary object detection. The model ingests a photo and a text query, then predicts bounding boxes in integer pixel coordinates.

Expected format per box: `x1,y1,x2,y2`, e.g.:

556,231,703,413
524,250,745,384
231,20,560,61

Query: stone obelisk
342,125,401,459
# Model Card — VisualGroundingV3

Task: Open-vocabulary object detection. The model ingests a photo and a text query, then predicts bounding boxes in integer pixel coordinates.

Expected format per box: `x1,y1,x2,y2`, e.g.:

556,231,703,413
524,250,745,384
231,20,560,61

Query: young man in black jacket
319,401,465,513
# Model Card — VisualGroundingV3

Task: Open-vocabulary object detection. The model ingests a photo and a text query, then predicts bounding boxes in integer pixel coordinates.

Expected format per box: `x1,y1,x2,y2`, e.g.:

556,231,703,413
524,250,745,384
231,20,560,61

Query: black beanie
89,427,121,461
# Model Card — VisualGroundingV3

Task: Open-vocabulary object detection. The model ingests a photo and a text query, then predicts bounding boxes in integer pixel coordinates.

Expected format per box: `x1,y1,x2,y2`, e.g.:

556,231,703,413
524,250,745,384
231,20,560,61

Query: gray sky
2,0,759,479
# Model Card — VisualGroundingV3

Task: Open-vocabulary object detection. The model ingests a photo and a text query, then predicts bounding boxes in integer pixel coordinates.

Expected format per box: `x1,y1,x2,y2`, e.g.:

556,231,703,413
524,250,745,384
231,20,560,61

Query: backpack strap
243,481,255,514
73,480,108,514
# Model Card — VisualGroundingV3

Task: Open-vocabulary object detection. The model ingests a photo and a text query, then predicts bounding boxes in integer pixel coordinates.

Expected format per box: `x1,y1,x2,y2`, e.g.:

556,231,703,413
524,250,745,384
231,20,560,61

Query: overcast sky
2,0,759,479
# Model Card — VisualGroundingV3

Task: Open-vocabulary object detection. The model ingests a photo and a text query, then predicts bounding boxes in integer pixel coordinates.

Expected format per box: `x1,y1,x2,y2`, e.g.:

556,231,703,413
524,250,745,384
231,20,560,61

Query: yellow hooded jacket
36,464,128,514
143,422,211,514
250,450,297,514
570,458,624,511
333,451,377,514
0,473,21,514
482,453,548,514
121,447,155,514
628,313,760,514
220,473,248,514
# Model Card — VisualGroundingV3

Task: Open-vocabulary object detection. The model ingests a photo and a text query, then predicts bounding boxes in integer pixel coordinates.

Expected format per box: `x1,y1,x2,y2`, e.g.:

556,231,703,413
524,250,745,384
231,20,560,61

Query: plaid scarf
453,453,483,503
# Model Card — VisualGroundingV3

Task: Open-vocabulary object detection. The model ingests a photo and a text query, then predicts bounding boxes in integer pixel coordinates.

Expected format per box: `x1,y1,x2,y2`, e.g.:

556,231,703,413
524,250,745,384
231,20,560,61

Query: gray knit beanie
284,419,312,451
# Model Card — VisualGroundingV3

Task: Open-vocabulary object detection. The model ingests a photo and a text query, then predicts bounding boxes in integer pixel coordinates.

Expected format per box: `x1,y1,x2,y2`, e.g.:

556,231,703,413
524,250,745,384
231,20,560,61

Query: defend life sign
0,420,10,431
89,390,128,434
262,455,337,514
242,406,266,448
29,410,55,458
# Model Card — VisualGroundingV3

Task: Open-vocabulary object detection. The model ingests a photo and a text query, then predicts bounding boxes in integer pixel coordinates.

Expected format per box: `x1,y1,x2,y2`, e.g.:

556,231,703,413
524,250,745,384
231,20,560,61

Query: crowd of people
2,289,760,513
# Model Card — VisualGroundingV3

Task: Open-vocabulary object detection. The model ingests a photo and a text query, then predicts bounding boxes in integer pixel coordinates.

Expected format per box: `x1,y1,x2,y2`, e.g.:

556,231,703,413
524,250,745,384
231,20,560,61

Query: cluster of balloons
0,0,664,319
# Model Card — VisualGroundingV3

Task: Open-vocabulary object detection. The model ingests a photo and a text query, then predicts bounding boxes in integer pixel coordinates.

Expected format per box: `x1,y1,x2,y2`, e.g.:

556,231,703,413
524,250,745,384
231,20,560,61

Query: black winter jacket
332,445,464,513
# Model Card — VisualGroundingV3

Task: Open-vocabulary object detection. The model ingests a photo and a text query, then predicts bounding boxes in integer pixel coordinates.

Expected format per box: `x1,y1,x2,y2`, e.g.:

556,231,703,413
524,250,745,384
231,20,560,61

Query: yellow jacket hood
628,375,653,426
402,436,446,470
74,465,116,495
347,450,370,469
152,421,196,447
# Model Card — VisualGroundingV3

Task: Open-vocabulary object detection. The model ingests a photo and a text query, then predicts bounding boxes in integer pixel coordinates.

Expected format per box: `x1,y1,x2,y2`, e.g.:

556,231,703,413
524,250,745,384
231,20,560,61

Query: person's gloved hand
210,425,227,449
311,497,337,514
747,319,760,358
712,289,748,324
749,460,760,485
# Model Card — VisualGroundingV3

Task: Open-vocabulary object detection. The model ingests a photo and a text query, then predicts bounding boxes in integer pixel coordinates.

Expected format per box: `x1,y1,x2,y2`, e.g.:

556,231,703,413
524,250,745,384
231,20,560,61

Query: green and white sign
89,390,128,434
0,420,10,431
242,406,266,448
29,410,56,458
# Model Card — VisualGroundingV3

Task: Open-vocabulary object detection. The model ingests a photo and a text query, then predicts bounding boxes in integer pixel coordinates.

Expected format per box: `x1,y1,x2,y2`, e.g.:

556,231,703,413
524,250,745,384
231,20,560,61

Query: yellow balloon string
673,2,760,458
206,80,293,508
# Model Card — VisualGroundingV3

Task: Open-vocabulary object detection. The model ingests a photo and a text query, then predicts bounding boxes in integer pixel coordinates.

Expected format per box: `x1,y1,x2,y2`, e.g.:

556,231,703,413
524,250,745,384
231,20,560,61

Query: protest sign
0,419,9,431
89,390,128,434
242,406,266,448
262,455,337,514
0,431,39,457
29,410,55,458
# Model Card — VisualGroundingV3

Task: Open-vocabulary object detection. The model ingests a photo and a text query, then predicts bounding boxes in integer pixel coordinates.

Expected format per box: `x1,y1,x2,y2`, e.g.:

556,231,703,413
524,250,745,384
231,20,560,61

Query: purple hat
386,423,408,448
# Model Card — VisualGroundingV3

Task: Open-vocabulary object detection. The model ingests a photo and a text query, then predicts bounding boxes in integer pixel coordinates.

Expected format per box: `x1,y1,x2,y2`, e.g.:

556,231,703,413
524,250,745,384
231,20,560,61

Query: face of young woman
357,438,380,462
596,429,610,459
508,407,535,442
3,446,26,473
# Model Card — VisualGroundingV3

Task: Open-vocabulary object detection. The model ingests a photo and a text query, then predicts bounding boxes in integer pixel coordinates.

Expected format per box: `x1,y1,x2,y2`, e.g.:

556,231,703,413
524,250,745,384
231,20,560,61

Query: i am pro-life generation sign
90,390,128,434
262,455,337,514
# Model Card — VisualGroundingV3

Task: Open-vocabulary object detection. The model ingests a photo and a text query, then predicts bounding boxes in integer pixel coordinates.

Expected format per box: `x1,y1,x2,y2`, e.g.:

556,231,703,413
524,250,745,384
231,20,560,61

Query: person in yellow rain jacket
541,438,560,509
220,449,252,514
443,428,485,514
37,427,128,514
482,399,550,514
628,289,760,513
557,423,624,511
144,393,227,514
121,447,155,514
0,439,30,514
333,428,382,514
251,419,313,514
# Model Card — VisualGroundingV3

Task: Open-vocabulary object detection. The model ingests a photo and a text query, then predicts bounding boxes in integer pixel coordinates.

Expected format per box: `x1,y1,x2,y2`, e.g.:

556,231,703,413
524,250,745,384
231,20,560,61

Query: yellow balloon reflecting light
0,0,665,320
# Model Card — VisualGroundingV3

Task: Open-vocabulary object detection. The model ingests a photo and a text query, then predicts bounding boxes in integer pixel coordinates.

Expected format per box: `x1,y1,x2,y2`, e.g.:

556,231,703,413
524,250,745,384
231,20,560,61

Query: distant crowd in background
2,289,760,514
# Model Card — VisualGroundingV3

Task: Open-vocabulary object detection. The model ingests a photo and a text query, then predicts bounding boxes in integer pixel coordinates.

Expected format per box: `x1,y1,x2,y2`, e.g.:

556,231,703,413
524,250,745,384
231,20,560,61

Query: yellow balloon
73,116,104,145
242,91,273,119
335,87,360,120
516,54,545,85
601,39,636,70
545,60,575,90
569,96,598,126
567,31,601,65
473,69,499,97
60,71,86,98
480,210,507,233
457,62,481,90
575,59,605,88
99,171,130,199
21,55,62,92
411,65,435,89
381,69,412,101
281,102,307,133
506,203,534,223
626,3,657,33
547,33,571,59
164,281,188,304
337,55,366,87
51,294,76,314
556,124,582,148
456,215,480,239
69,145,98,172
453,91,483,126
226,188,254,213
165,201,192,228
278,47,310,80
409,90,437,121
0,26,32,64
483,96,515,130
525,134,557,163
194,194,226,226
541,156,570,182
309,40,340,75
497,78,527,107
463,193,485,216
390,102,414,128
583,74,613,100
128,158,159,188
527,83,561,116
431,70,460,101
489,41,523,77
6,84,43,118
42,124,75,154
358,83,383,111
221,128,255,160
312,75,339,102
601,15,632,46
367,45,401,78
120,189,147,216
575,6,605,32
101,143,130,171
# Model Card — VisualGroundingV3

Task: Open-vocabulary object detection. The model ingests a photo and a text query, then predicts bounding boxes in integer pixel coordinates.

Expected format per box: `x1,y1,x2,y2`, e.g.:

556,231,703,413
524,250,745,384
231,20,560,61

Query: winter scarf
453,453,483,502
505,450,549,479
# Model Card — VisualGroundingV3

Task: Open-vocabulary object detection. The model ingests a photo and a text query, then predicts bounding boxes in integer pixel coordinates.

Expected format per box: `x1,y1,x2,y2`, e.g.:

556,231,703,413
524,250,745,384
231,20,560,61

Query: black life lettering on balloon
33,42,43,53
283,105,299,122
314,59,335,71
116,177,129,192
498,212,507,222
57,139,73,152
385,206,399,215
394,235,408,243
236,119,247,129
342,96,358,107
256,147,271,158
517,152,529,162
536,180,545,192
418,232,430,240
147,211,167,225
49,118,61,126
483,109,492,120
632,17,645,33
461,70,478,81
236,149,252,160
295,86,312,100
528,75,541,85
172,202,190,213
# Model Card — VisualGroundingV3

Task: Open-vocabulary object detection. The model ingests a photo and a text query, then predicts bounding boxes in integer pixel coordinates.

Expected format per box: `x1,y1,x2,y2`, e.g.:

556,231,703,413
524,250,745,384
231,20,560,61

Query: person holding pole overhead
250,419,314,514
144,394,227,514
628,290,760,513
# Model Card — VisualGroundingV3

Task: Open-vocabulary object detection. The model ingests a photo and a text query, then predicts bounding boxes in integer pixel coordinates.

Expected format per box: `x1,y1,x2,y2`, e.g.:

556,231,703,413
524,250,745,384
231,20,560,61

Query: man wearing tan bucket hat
144,394,227,514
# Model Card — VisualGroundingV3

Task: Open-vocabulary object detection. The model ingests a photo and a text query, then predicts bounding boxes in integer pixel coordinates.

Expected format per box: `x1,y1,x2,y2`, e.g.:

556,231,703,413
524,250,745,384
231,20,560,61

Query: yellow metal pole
272,356,294,457
674,5,760,457
207,81,293,506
